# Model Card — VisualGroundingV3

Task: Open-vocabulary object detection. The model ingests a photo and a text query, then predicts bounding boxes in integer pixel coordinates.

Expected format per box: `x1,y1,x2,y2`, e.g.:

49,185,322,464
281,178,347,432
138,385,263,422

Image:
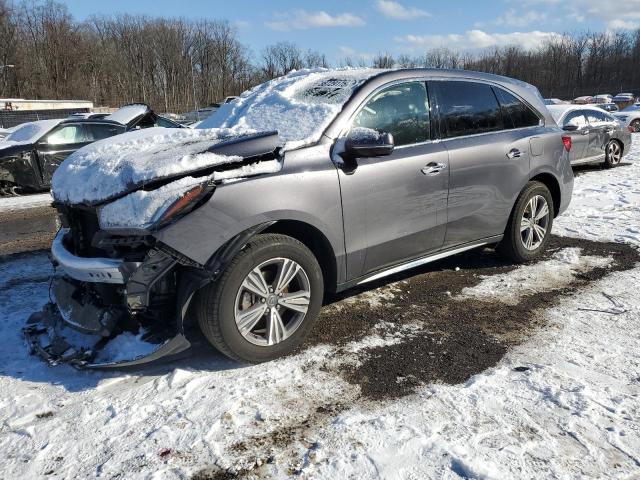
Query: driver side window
45,125,89,145
351,81,430,146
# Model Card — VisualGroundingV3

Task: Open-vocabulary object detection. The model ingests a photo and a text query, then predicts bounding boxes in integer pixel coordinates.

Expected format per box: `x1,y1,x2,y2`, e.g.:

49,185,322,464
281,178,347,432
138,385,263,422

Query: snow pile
459,247,612,305
51,127,248,205
104,104,149,125
93,331,160,364
0,119,61,147
0,193,52,212
199,68,380,150
98,159,282,229
98,176,206,229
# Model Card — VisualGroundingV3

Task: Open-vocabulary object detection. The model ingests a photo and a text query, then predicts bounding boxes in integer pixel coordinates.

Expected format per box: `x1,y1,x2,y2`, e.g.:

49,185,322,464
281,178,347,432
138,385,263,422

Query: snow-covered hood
52,127,281,206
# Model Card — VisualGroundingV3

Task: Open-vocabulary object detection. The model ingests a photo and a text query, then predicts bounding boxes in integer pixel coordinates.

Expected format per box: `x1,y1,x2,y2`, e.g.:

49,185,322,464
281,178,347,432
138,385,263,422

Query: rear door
85,123,126,142
584,109,613,160
560,111,589,163
338,80,449,278
430,80,538,248
36,124,92,184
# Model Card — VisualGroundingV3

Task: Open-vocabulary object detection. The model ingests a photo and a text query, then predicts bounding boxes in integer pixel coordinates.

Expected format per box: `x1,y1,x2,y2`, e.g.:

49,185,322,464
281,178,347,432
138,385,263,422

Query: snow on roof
0,119,62,147
104,104,150,125
198,68,381,150
546,104,602,123
51,127,248,205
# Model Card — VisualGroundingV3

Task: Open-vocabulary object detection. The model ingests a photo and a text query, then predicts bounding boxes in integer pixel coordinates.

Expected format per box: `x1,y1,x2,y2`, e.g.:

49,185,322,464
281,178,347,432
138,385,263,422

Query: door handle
421,162,446,175
506,148,523,159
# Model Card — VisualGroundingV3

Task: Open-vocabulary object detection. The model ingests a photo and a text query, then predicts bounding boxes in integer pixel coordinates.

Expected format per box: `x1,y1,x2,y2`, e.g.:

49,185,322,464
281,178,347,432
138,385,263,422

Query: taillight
562,135,572,152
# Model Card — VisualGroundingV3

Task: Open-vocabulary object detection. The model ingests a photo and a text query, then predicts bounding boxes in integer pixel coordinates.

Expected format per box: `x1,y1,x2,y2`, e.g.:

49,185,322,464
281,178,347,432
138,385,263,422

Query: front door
337,81,449,279
36,124,92,184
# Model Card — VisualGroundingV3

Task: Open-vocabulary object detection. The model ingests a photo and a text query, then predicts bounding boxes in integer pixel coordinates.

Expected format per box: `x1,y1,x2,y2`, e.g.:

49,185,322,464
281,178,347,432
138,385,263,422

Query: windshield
198,68,380,149
3,119,61,144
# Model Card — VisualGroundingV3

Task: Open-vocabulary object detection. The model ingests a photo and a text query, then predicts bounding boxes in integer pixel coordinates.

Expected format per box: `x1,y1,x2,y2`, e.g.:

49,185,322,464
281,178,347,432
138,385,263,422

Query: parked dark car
0,104,181,194
27,68,573,367
548,105,631,167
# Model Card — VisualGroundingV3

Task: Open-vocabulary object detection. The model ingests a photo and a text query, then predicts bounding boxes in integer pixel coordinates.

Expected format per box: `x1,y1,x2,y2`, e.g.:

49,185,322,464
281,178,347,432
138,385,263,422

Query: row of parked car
0,104,182,194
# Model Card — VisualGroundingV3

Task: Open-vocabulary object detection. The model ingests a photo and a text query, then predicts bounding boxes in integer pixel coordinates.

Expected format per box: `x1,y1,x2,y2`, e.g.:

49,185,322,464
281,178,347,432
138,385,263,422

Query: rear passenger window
585,110,608,126
433,81,503,138
352,81,430,146
86,124,123,141
494,87,540,129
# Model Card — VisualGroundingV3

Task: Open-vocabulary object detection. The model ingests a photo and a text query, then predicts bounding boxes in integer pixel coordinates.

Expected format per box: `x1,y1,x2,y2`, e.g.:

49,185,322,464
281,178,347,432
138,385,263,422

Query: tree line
1,0,639,114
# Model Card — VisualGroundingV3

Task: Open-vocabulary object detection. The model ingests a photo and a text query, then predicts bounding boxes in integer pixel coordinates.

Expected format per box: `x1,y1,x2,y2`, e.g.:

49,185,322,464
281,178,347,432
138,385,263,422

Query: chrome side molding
357,239,496,285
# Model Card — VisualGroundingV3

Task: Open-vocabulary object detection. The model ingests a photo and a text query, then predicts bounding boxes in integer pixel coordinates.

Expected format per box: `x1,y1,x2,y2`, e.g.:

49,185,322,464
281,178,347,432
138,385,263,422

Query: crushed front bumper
24,229,204,369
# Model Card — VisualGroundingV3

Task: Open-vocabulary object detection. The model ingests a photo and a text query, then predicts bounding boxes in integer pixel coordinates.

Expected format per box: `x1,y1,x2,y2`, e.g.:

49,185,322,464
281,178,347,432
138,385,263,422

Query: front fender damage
23,222,275,368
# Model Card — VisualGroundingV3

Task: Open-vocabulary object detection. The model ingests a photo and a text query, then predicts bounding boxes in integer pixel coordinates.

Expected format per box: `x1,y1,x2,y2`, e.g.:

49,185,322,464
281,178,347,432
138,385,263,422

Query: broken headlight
97,177,213,231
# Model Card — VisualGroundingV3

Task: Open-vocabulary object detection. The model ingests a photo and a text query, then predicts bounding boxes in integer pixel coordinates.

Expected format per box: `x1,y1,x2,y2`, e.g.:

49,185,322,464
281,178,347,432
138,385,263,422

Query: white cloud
495,9,546,27
395,29,563,51
522,0,640,30
265,10,365,31
375,0,430,20
608,19,640,30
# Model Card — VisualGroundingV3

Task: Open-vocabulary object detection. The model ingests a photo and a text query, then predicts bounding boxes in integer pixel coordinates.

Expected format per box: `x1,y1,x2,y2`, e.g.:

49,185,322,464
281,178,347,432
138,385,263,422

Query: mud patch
306,236,639,400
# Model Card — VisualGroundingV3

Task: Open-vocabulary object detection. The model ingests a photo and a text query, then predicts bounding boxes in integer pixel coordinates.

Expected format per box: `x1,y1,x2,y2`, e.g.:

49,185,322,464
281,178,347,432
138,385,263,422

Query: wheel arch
530,172,561,217
262,220,338,293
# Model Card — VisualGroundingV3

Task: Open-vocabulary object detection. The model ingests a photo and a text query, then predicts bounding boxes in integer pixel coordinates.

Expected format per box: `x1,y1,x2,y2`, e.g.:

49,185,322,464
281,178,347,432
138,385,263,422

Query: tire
604,140,623,168
195,234,324,363
631,119,640,133
497,181,554,263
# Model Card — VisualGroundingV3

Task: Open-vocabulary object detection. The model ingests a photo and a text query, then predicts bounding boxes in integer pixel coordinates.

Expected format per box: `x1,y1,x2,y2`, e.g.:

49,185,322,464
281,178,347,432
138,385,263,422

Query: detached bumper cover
24,302,191,369
51,228,139,284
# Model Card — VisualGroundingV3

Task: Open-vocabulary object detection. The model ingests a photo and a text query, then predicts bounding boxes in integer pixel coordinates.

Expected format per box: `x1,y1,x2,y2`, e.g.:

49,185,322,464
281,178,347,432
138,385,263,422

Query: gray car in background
548,105,632,167
28,68,573,366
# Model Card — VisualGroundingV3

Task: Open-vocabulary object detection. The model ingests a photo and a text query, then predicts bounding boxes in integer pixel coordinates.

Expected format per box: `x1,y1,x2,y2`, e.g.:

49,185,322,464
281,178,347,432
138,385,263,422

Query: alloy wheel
234,257,311,346
520,195,550,251
632,120,640,133
607,141,622,165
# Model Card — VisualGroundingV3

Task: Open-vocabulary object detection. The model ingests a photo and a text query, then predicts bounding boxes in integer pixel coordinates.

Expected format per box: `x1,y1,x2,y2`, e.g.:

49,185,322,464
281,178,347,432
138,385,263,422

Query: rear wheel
196,234,323,363
604,140,622,168
497,181,554,263
631,119,640,133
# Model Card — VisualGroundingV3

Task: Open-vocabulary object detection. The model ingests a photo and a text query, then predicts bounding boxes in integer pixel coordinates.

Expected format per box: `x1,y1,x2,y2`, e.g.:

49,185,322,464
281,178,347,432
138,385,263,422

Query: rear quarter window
493,87,541,129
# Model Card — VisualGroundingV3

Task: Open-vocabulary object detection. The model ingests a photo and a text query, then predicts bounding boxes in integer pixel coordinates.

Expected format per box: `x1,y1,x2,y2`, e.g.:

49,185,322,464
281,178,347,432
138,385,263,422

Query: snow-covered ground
0,135,639,479
0,193,52,212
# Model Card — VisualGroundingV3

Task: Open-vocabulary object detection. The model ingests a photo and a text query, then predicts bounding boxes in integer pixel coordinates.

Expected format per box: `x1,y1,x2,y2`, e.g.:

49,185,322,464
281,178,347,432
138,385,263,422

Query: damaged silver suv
26,68,573,367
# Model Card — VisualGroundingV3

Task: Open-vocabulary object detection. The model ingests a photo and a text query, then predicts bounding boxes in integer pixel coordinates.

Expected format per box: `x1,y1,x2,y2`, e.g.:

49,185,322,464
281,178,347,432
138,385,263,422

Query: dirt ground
0,202,58,255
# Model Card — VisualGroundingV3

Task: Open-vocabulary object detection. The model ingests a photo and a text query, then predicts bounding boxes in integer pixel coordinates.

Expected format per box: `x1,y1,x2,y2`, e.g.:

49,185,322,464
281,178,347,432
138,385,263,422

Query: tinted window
155,116,181,128
434,81,503,138
352,81,430,146
86,124,123,141
585,109,609,126
45,125,89,145
563,111,587,128
494,87,540,129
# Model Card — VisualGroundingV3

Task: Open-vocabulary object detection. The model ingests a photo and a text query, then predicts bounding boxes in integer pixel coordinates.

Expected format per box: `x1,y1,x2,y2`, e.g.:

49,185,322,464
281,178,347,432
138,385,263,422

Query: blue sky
61,0,640,62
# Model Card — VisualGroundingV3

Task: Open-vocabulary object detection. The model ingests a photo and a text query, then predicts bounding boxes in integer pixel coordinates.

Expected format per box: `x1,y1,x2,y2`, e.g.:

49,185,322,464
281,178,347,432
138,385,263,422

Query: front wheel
195,234,324,363
497,181,554,263
604,140,622,168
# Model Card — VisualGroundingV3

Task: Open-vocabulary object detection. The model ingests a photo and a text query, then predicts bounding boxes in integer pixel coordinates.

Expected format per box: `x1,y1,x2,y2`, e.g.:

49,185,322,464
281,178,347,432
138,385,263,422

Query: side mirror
562,124,579,132
344,128,394,158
